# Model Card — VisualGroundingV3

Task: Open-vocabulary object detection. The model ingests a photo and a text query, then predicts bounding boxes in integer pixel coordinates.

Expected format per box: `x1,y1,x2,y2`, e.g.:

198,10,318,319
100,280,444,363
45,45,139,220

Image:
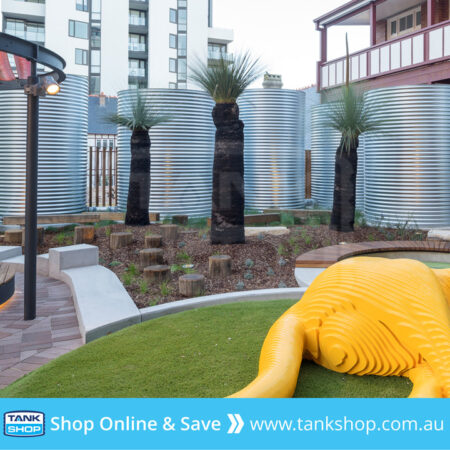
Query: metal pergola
0,32,66,321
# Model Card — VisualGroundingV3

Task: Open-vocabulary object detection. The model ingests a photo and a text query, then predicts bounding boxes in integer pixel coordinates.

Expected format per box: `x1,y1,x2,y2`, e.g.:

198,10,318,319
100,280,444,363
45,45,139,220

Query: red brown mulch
35,222,427,309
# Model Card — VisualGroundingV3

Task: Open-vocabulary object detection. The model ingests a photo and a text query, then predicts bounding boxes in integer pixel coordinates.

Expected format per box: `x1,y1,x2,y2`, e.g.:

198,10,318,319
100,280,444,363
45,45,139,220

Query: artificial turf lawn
0,300,411,398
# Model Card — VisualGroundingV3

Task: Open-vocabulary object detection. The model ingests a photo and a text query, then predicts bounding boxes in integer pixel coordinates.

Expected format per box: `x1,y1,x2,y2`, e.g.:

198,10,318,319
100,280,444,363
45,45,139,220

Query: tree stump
161,224,178,241
149,212,160,222
20,227,45,245
139,248,163,268
5,229,24,245
179,274,205,297
110,232,133,249
145,234,162,248
144,265,170,283
73,225,95,244
172,215,188,226
209,255,232,278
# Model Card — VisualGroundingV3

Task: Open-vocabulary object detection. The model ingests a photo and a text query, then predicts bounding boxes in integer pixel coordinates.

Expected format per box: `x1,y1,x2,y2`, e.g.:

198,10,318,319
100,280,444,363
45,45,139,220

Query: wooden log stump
20,227,45,245
143,265,170,283
161,224,178,241
110,232,133,249
172,215,188,226
179,274,205,297
145,234,162,248
139,248,164,268
149,212,160,222
4,229,24,245
73,225,95,244
209,255,232,278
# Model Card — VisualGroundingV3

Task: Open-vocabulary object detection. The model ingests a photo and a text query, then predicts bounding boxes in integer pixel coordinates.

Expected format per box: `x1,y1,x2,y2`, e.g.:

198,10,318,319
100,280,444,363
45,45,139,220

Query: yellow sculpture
229,257,450,398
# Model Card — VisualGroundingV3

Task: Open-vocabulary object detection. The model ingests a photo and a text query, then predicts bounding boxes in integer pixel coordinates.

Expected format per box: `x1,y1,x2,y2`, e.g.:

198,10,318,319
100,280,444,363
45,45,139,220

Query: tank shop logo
3,411,45,437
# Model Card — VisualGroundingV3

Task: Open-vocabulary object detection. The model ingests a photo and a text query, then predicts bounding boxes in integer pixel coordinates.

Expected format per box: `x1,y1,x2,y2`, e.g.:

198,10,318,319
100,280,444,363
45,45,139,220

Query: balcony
129,16,146,27
128,42,146,52
208,51,233,63
128,67,146,77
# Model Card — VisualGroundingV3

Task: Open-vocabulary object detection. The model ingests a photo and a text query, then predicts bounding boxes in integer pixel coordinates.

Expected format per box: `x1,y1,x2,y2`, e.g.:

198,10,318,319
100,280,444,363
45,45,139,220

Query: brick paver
0,273,82,390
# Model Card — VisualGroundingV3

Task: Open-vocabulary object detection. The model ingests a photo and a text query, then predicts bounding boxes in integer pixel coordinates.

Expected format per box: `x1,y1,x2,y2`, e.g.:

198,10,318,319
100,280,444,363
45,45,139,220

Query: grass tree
191,52,264,245
327,36,378,232
108,91,168,226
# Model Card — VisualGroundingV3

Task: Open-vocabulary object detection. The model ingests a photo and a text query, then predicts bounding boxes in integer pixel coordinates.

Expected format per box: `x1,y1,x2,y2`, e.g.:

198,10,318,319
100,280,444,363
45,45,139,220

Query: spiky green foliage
107,90,169,131
190,52,264,103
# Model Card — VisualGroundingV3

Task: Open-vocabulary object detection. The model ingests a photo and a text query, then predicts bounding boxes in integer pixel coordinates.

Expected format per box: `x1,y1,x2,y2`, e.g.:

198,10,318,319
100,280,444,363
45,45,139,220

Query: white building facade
1,0,233,95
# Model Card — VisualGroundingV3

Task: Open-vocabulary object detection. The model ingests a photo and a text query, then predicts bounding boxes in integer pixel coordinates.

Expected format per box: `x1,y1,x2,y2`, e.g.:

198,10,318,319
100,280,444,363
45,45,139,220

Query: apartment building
0,0,233,94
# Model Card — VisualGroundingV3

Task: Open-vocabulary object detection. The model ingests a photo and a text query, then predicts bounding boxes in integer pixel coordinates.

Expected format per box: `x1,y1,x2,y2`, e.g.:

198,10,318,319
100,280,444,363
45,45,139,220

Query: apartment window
76,0,88,12
387,6,421,39
91,26,101,48
169,82,177,89
69,20,89,39
178,0,187,6
177,58,187,81
75,48,88,65
169,9,177,23
91,50,100,73
91,0,101,20
129,34,146,52
169,58,177,73
178,34,186,56
169,34,177,49
178,9,187,32
5,19,45,43
129,59,146,77
129,10,146,26
90,75,100,95
178,82,187,89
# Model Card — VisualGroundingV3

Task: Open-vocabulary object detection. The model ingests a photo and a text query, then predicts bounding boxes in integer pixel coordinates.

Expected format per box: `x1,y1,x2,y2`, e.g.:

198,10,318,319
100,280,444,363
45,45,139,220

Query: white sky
213,0,370,89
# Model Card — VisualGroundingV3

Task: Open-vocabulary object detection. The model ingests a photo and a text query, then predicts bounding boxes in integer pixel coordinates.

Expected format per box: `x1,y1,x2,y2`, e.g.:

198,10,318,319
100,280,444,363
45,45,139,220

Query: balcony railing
319,19,450,90
129,16,146,26
128,42,146,52
129,67,146,77
208,50,233,61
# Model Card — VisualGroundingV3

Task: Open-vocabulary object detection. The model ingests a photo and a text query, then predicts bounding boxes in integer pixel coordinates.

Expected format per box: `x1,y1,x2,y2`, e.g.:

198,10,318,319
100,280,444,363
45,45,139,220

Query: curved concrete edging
140,287,306,322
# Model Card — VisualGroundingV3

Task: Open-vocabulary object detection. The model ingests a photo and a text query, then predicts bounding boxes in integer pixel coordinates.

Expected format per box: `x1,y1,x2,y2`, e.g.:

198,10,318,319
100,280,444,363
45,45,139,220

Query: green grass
0,301,411,398
424,261,450,269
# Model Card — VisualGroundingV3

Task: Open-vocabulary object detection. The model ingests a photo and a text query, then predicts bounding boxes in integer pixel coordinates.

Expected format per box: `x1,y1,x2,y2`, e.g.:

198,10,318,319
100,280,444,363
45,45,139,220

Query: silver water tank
117,89,215,218
0,75,88,218
238,89,305,210
363,85,450,228
310,103,365,211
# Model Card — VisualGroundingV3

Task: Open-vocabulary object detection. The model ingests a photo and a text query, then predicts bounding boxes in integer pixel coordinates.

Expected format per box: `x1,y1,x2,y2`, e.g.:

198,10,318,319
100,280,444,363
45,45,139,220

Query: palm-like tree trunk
125,129,151,226
329,138,358,232
210,102,245,245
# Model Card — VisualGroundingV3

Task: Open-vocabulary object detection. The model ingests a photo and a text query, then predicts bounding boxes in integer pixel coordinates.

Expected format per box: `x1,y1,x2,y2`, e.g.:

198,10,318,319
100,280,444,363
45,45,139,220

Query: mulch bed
35,222,427,309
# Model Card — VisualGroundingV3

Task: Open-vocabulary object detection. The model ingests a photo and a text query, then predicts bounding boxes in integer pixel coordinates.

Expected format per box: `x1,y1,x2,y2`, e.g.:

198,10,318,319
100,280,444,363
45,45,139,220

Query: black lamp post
0,33,65,321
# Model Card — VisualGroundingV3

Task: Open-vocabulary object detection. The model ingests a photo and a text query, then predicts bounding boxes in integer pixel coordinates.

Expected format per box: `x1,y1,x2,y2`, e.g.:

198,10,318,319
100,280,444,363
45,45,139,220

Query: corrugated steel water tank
310,103,365,211
363,85,450,228
117,89,215,217
0,75,88,217
238,89,305,209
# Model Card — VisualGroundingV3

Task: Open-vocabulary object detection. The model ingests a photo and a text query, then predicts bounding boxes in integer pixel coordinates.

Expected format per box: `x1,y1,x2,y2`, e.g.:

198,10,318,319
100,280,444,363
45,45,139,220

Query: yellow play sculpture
229,257,450,398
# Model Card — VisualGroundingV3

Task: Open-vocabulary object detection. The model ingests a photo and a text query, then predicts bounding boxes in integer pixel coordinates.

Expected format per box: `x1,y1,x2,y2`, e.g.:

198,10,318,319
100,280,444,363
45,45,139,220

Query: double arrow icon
227,413,244,434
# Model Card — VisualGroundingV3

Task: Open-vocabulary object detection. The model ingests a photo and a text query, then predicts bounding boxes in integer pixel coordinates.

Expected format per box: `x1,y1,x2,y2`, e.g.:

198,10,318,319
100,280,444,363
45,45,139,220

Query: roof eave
314,0,373,29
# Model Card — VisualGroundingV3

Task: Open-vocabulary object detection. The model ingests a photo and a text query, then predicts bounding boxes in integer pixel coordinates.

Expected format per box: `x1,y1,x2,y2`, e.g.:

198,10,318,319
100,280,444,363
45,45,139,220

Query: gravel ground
36,221,427,309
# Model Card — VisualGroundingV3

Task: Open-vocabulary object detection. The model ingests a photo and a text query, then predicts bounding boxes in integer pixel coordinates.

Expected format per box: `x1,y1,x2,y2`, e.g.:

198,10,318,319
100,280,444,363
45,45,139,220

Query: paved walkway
0,273,83,390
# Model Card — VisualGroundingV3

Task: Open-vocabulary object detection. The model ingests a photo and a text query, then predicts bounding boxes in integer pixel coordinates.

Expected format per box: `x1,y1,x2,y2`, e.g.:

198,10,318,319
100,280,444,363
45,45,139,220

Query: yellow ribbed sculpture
229,257,450,398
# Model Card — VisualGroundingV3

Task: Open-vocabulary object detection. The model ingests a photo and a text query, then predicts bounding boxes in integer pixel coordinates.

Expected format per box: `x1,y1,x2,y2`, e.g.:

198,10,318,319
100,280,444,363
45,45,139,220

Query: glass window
91,0,101,20
178,9,187,32
129,59,146,77
391,21,397,36
177,58,187,80
90,75,100,95
5,19,44,43
129,34,146,52
129,10,146,26
406,14,413,29
178,34,187,56
91,26,101,48
91,50,101,73
75,48,88,65
388,6,421,39
178,0,187,6
169,9,177,23
69,20,89,39
169,82,177,89
169,34,177,49
76,0,88,12
416,11,422,27
169,58,177,73
178,82,187,89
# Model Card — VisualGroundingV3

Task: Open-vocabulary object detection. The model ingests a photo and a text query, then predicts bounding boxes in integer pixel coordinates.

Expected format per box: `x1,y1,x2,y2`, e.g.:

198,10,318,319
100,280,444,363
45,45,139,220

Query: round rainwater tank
363,85,450,229
117,89,215,218
310,103,365,211
0,75,88,218
238,89,305,210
